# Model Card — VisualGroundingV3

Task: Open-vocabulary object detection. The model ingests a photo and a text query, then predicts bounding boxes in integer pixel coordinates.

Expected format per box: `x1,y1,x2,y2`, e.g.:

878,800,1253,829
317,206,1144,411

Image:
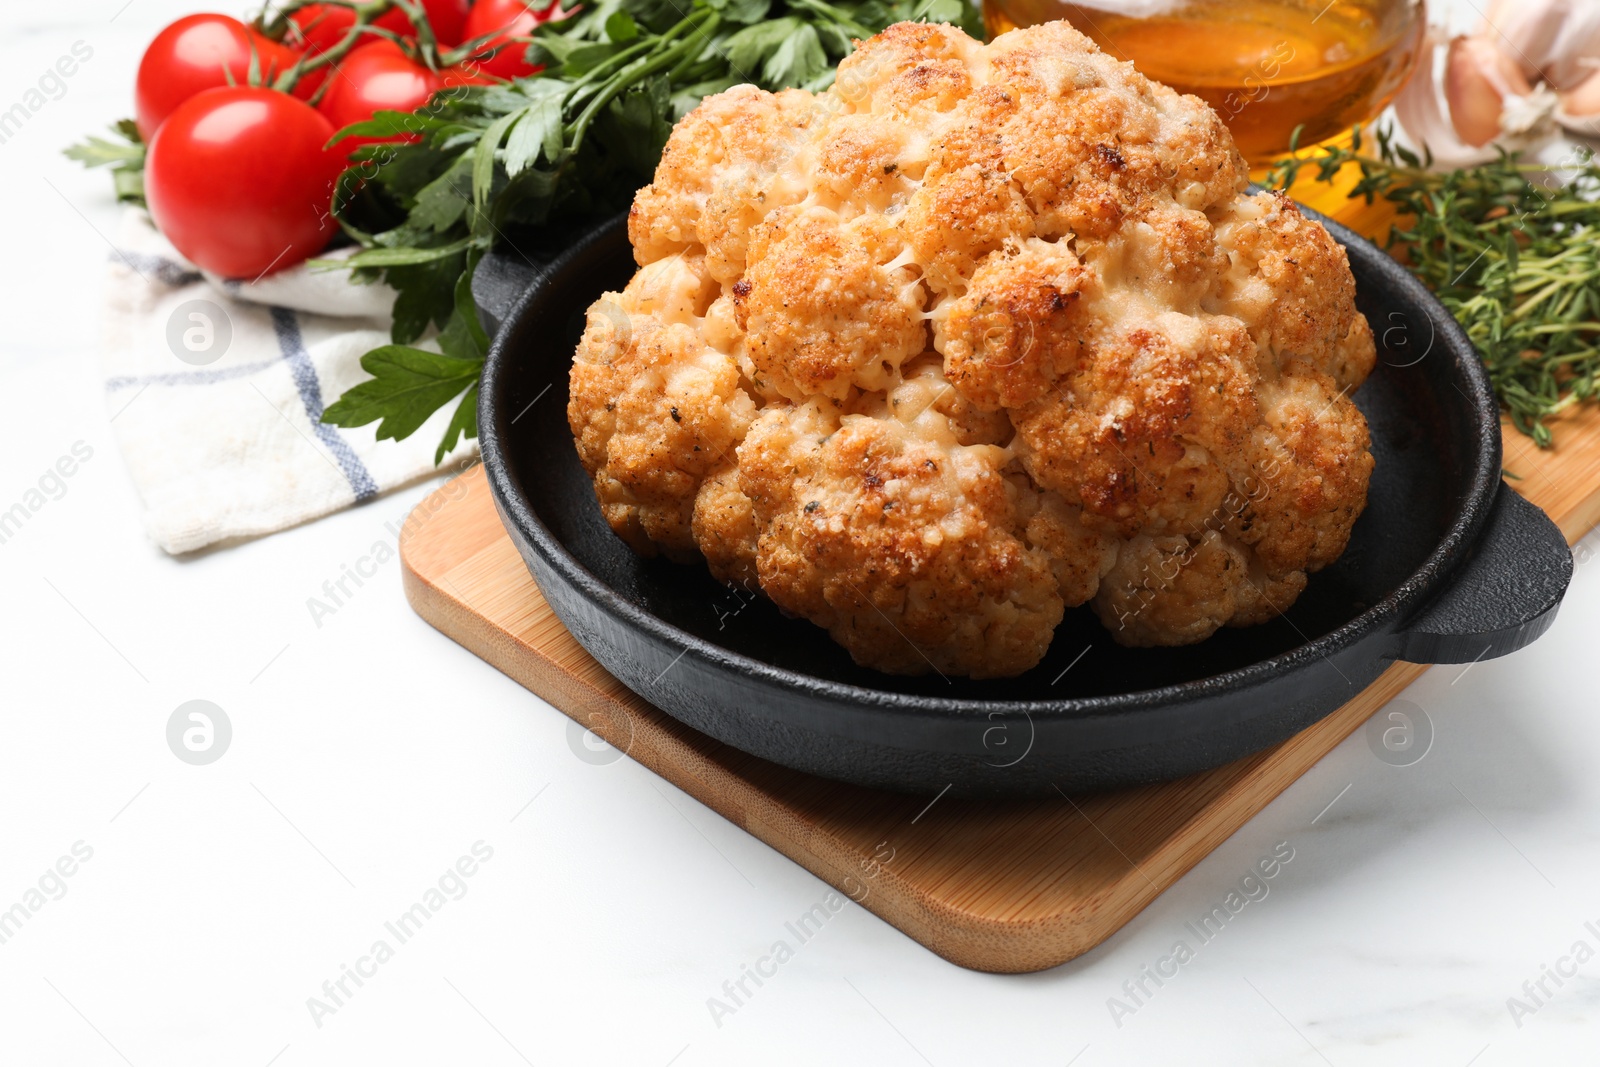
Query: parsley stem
569,12,720,154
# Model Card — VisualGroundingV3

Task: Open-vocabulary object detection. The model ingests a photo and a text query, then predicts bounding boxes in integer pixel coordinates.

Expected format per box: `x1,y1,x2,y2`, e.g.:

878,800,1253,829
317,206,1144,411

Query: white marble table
3,1,1597,1064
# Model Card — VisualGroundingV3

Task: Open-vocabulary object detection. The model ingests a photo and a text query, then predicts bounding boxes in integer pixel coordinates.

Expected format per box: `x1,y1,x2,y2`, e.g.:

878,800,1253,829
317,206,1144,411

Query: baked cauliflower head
568,20,1376,679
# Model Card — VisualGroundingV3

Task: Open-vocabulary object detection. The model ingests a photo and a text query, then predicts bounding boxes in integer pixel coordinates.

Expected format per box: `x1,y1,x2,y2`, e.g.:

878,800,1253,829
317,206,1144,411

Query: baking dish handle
1391,482,1573,664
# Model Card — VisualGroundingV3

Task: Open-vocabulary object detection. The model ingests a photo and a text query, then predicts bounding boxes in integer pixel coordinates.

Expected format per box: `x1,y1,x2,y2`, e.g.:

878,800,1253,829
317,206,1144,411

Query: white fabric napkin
104,210,476,555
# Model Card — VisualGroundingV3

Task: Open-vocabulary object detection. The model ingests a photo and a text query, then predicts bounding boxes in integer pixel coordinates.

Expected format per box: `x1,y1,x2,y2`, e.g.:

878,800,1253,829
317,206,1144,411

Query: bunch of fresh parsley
319,0,981,460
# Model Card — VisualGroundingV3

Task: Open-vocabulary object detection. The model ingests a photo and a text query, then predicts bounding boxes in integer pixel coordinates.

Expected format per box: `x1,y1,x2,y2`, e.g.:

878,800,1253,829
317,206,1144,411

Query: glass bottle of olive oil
983,0,1426,163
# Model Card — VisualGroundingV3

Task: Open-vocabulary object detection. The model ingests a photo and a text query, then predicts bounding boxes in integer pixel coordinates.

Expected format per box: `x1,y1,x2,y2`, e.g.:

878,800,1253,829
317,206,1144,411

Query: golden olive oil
982,0,1424,162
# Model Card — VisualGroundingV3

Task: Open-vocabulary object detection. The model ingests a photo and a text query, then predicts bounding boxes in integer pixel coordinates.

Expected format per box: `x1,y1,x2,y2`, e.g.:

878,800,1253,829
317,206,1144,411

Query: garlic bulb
1392,3,1589,169
1484,0,1600,91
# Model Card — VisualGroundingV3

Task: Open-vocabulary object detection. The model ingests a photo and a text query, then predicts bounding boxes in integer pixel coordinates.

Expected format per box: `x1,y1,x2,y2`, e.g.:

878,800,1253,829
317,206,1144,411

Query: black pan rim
480,207,1503,721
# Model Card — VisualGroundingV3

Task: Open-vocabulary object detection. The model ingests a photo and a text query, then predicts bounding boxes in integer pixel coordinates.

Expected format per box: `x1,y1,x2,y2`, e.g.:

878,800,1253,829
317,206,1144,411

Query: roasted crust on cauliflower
568,20,1376,676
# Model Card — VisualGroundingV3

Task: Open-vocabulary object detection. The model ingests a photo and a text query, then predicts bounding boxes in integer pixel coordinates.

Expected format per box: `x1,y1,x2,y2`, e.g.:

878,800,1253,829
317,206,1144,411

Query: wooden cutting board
399,406,1600,974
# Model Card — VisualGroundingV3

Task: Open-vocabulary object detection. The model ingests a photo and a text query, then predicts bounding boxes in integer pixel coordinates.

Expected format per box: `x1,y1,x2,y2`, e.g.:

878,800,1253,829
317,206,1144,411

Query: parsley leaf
63,121,146,204
321,346,483,448
762,23,828,88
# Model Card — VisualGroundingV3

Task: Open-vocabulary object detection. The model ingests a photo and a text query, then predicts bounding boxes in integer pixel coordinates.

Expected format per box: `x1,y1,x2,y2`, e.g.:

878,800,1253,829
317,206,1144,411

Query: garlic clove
1561,68,1600,115
1392,26,1500,171
1446,35,1534,147
1556,68,1600,136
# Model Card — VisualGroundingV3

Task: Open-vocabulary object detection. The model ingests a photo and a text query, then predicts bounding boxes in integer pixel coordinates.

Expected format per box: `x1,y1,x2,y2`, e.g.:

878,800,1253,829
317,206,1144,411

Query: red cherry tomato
318,39,491,157
290,0,470,54
375,0,471,46
287,4,358,57
462,0,560,79
135,14,319,140
146,87,346,278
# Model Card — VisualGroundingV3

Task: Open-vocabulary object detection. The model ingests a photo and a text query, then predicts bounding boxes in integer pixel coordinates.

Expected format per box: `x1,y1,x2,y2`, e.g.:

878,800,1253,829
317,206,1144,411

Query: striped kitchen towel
104,210,476,554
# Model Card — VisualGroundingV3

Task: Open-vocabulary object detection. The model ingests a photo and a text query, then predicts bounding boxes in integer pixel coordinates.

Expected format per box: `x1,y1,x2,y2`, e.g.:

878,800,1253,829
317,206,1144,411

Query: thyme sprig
1267,126,1600,448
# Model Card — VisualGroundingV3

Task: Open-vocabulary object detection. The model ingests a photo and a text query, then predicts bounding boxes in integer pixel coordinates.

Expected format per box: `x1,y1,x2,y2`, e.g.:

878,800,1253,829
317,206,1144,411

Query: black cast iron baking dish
473,210,1573,797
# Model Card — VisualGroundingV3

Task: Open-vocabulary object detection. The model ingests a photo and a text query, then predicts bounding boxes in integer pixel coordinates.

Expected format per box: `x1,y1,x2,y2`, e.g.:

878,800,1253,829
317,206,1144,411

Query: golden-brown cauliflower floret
901,357,1014,446
570,20,1376,674
1228,364,1375,575
902,83,1033,293
936,237,1094,411
1011,317,1261,537
629,85,820,284
811,113,917,214
1017,485,1118,606
738,399,1063,678
832,20,980,117
692,464,761,589
981,22,1247,239
1094,530,1288,647
1213,191,1377,387
738,207,926,400
568,256,756,559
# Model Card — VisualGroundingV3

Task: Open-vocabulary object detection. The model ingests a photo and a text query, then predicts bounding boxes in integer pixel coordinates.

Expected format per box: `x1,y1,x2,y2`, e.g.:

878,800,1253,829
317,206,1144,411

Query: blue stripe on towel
270,307,379,502
106,359,281,391
110,250,204,287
